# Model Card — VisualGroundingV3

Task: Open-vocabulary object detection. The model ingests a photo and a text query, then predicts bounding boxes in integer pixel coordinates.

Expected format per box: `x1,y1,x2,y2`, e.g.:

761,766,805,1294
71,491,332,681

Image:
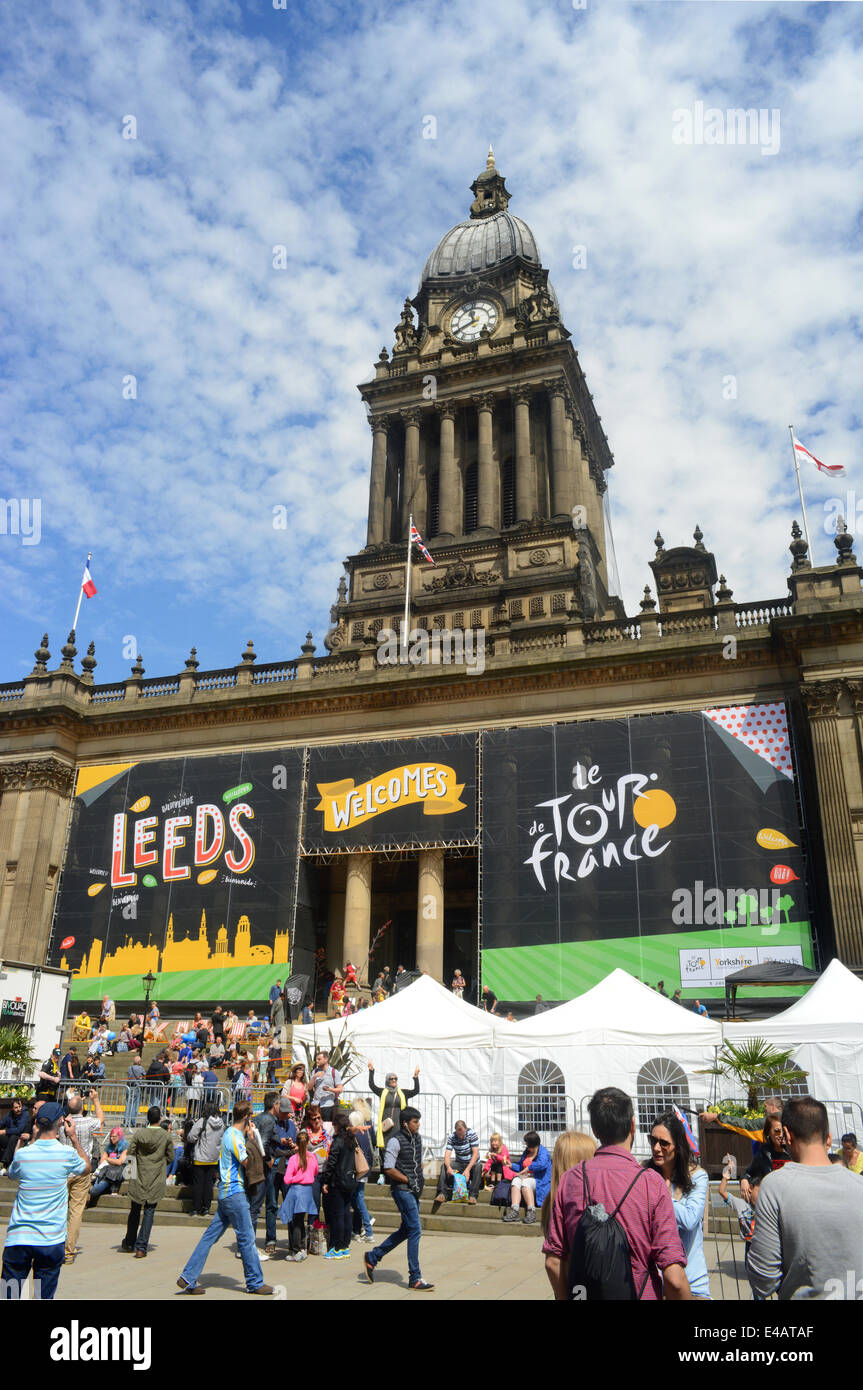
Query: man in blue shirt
1,1103,90,1300
177,1100,274,1296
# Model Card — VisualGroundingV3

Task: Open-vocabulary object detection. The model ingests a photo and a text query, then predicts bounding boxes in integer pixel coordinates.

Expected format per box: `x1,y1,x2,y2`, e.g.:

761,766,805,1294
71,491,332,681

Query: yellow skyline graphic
61,908,289,978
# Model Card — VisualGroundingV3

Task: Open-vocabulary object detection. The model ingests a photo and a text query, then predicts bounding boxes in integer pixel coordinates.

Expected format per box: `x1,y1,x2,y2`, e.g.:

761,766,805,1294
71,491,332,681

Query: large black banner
52,749,304,1004
481,707,814,999
304,734,477,851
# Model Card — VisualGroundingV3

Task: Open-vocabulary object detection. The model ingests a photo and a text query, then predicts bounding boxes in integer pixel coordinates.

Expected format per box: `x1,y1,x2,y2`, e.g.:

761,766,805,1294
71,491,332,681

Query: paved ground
1,1219,553,1301
1,1218,749,1301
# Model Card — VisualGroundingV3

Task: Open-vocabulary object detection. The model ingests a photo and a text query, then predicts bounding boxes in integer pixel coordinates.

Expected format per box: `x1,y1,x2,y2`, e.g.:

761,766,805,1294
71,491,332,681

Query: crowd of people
2,980,863,1301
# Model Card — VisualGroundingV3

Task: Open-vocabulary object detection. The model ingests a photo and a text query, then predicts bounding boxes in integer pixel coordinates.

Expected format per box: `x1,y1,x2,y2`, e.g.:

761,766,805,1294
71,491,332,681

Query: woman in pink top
280,1132,319,1261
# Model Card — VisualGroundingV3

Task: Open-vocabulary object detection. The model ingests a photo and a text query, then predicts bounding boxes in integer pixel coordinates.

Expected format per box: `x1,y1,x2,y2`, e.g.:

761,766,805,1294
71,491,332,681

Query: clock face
450,298,499,342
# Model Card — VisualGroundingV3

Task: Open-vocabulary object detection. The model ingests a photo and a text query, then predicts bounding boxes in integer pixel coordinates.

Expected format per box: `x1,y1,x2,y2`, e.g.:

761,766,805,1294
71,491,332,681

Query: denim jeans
180,1192,264,1291
124,1084,141,1128
351,1181,373,1236
368,1186,422,1284
125,1201,157,1252
1,1241,65,1300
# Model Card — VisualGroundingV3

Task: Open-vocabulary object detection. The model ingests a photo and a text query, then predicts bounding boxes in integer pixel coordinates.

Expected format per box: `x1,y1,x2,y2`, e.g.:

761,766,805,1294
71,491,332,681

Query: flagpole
403,515,412,657
788,427,813,563
71,551,91,636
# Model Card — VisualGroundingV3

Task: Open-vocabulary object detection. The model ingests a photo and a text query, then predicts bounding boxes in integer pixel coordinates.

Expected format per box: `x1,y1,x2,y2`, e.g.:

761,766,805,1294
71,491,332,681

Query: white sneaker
258,1250,271,1261
376,1175,385,1185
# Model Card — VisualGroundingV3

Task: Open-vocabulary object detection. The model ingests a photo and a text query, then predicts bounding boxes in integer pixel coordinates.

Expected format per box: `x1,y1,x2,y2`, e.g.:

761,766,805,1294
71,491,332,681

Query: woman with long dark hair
320,1109,357,1260
645,1109,710,1299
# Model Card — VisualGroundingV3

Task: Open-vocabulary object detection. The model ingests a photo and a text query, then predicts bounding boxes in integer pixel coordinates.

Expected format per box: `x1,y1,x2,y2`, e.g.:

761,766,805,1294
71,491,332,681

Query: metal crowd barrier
55,1079,232,1127
450,1092,578,1159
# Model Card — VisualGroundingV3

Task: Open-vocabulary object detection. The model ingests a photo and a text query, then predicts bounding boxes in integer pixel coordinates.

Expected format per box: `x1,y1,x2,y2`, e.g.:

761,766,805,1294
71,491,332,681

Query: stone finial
715,574,734,602
654,531,665,558
834,517,856,565
337,575,347,603
377,346,389,363
241,640,257,665
639,585,657,612
131,654,145,678
81,641,97,676
59,630,78,671
184,646,200,671
32,634,51,675
301,631,316,656
693,524,705,552
789,519,810,570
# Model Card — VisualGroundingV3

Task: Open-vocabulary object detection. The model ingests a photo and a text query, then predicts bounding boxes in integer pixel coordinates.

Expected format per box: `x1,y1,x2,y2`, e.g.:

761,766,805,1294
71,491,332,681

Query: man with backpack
543,1087,691,1301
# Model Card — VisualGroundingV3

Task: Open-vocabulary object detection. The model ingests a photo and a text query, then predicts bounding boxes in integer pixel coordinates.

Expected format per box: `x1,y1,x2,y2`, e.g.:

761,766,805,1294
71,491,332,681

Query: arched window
636,1057,691,1133
464,461,478,534
518,1058,566,1134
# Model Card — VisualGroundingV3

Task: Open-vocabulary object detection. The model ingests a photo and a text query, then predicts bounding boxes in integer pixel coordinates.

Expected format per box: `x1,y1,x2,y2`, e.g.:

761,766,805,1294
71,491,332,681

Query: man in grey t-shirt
748,1096,863,1300
309,1050,342,1122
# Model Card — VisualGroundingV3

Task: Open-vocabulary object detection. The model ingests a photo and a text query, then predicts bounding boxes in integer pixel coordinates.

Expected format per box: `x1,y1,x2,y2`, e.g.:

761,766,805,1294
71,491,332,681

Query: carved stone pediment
424,556,501,592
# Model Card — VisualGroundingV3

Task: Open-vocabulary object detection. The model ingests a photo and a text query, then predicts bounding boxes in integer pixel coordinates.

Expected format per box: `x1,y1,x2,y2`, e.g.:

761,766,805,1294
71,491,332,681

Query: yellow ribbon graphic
315,763,466,832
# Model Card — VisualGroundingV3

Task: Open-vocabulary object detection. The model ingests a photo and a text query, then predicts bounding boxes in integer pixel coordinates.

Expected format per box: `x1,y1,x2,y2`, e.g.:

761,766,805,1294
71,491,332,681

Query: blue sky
1,0,861,684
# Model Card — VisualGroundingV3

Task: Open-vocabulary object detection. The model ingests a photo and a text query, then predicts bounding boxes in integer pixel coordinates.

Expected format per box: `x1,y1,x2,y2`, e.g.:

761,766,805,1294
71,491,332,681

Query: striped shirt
7,1140,87,1247
218,1125,247,1198
446,1128,479,1164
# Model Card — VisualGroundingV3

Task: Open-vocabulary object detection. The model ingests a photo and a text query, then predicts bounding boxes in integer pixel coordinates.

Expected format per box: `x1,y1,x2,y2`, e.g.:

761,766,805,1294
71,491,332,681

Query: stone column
343,852,373,987
512,386,534,523
590,458,610,593
0,758,75,963
416,848,444,981
545,378,572,520
437,402,458,540
366,414,390,547
473,392,496,532
804,683,863,965
401,407,421,538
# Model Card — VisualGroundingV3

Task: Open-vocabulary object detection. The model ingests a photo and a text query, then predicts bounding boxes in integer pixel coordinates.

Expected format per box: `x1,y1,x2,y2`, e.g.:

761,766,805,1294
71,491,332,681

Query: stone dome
420,209,542,285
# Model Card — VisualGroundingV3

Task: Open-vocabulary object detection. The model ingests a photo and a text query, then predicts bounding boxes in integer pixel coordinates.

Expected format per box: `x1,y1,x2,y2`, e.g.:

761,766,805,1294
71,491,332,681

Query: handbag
309,1221,328,1256
490,1178,512,1206
123,1154,138,1181
354,1143,370,1178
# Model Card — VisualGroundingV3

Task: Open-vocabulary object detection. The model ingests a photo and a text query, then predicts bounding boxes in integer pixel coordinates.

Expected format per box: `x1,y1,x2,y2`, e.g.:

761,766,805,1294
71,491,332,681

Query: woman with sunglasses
645,1110,710,1299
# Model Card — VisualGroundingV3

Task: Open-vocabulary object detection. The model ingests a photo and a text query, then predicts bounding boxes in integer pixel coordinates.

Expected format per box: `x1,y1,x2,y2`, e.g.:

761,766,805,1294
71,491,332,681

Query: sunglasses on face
650,1135,675,1150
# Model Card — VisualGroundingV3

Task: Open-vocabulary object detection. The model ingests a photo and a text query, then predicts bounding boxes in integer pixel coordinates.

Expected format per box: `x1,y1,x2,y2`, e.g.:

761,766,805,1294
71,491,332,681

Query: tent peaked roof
293,974,496,1051
502,968,722,1045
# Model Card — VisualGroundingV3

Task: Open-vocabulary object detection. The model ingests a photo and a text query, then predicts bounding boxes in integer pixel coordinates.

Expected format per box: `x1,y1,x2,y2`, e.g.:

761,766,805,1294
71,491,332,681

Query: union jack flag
410,523,435,565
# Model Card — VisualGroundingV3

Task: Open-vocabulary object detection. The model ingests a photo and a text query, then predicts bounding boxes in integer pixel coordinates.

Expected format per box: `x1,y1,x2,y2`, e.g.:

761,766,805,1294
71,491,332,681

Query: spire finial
487,143,495,169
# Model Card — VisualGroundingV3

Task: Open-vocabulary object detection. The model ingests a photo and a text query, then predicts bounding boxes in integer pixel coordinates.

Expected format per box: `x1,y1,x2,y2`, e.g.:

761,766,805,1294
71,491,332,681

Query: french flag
792,435,845,477
81,559,98,598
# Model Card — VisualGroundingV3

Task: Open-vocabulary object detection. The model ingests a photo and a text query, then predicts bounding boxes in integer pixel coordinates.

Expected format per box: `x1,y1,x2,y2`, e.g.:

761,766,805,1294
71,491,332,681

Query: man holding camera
59,1088,104,1264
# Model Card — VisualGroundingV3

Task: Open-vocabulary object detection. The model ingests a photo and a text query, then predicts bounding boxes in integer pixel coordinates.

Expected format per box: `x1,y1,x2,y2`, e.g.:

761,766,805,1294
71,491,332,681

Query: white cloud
0,0,860,681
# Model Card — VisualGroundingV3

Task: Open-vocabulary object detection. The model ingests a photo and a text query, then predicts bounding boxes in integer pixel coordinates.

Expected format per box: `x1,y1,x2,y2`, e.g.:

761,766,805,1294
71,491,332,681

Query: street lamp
142,970,156,1021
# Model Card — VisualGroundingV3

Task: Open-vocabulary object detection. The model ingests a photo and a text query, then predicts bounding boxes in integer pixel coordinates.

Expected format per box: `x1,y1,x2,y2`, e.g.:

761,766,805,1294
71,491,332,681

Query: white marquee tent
289,963,863,1155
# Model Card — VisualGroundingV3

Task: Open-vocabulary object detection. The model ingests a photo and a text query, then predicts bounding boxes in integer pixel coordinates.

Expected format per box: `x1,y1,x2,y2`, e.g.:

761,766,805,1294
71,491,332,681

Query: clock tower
325,149,622,655
326,153,622,656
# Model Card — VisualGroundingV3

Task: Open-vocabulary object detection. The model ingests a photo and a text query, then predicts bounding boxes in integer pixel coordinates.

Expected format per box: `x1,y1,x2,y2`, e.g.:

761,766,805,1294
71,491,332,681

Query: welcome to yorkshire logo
315,763,466,832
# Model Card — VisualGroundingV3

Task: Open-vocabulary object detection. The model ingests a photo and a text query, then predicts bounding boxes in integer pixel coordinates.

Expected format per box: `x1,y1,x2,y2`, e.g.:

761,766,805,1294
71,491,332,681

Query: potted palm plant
0,1027,37,1112
695,1039,808,1175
